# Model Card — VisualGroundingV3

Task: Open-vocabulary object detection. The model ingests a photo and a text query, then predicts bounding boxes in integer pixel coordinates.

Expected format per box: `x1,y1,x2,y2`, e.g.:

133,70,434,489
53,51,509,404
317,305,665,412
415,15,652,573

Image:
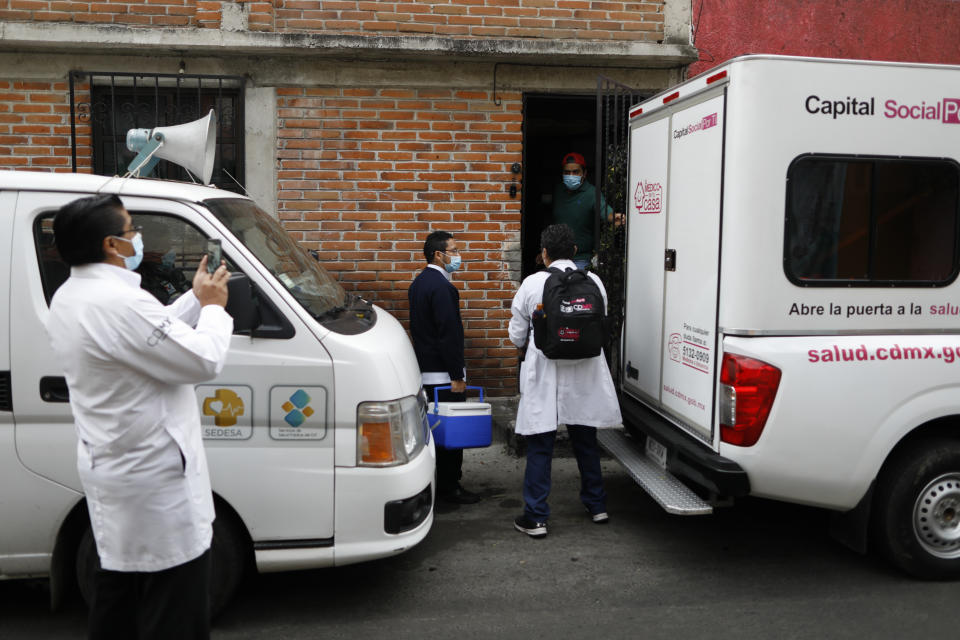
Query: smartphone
205,238,221,274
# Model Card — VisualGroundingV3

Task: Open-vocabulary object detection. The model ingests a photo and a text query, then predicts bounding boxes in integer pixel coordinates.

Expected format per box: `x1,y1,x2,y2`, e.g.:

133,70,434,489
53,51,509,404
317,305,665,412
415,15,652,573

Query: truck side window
785,155,960,286
33,212,237,308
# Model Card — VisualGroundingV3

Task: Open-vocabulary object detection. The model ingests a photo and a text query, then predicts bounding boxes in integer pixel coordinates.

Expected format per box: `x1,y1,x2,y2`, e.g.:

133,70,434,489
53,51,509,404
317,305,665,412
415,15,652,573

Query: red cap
561,152,586,168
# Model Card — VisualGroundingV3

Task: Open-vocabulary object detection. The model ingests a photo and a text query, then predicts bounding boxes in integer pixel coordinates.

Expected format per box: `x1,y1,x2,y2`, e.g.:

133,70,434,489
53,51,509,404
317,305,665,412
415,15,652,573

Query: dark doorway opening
521,94,597,279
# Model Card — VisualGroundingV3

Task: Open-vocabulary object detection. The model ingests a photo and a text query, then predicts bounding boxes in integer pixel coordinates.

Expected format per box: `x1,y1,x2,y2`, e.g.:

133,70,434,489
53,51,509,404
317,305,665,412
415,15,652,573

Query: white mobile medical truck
603,55,960,578
0,170,434,613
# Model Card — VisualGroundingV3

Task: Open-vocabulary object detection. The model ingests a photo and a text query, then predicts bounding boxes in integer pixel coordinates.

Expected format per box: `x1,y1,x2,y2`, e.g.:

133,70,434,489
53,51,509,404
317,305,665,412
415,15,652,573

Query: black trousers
424,383,465,495
88,549,211,640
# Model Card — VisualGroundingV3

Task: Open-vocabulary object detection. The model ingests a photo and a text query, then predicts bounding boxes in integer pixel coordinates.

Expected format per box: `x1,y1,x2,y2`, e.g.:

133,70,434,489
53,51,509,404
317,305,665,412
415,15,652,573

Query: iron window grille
69,71,246,192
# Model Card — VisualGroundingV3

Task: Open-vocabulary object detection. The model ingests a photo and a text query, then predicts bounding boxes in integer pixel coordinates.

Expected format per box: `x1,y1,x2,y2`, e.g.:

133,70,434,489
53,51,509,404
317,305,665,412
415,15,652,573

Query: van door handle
665,249,676,271
40,376,70,403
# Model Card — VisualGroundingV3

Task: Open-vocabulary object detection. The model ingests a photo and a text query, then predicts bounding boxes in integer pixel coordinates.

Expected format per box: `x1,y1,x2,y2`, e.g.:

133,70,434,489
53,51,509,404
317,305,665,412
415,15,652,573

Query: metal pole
69,72,78,173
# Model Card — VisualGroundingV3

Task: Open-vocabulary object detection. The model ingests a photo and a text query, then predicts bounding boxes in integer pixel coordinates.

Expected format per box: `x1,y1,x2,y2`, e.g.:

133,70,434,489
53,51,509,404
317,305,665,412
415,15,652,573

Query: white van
604,55,960,578
0,170,434,613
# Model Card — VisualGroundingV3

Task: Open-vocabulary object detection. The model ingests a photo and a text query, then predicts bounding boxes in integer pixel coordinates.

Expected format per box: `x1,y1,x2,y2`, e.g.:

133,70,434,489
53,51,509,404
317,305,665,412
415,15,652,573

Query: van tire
209,511,247,619
74,527,97,608
874,438,960,578
74,513,247,620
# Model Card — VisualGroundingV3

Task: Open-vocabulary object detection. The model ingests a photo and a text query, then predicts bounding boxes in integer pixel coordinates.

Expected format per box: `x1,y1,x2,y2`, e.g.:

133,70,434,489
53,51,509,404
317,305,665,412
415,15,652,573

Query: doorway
521,94,597,278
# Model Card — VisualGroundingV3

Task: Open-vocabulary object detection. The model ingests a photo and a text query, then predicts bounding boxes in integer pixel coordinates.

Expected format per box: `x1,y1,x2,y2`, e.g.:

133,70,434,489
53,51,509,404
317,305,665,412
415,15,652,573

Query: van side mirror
225,272,259,333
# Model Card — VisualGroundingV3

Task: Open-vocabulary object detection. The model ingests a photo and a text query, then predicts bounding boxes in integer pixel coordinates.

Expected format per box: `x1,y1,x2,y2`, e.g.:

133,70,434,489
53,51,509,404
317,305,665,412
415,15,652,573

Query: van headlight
357,395,428,467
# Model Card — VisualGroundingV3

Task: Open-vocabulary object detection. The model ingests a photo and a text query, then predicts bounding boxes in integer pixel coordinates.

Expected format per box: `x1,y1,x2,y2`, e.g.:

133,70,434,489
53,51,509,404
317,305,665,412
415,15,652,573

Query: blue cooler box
428,386,492,449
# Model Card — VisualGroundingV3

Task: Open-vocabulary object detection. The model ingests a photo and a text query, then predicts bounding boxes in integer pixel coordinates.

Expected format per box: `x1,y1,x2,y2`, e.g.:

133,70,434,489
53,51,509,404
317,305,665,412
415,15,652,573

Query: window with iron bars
69,71,246,193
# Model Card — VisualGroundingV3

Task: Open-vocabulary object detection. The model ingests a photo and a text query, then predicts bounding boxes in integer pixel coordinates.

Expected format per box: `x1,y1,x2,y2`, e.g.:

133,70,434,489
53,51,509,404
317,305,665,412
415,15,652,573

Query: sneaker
589,511,609,524
514,515,548,538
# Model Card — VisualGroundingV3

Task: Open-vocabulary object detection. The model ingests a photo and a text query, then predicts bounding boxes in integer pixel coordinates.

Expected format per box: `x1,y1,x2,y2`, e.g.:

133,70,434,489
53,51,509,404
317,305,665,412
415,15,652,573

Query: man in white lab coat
46,194,233,639
508,223,622,538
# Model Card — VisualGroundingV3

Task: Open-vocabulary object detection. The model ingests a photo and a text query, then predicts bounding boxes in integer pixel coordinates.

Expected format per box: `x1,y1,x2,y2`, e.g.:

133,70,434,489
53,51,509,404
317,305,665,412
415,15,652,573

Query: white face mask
112,232,144,270
563,174,582,190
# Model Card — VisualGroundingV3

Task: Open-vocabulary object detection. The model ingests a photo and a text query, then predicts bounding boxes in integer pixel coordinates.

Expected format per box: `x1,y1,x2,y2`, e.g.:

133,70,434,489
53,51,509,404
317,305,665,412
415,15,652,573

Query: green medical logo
281,389,314,427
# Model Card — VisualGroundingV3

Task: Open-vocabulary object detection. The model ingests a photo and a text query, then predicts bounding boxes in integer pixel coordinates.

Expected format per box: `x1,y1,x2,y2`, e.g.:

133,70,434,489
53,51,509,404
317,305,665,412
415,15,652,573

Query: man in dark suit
408,230,480,505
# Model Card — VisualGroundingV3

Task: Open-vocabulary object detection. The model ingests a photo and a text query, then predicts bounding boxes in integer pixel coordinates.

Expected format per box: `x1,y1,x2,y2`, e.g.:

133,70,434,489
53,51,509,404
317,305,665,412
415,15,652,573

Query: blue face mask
563,174,582,190
161,248,177,268
444,254,462,273
114,232,144,270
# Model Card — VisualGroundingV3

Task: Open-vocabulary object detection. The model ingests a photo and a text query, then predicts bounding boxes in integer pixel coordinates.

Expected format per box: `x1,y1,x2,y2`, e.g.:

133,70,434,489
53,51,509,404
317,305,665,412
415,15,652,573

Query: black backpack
532,267,606,360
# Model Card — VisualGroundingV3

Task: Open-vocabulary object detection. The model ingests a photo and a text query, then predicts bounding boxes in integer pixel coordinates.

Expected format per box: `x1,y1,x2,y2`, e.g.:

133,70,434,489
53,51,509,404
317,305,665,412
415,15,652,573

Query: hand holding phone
206,239,221,274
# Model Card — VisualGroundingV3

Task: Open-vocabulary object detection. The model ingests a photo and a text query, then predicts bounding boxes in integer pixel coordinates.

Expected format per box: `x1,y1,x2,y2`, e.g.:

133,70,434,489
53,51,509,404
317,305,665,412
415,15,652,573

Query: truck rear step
598,429,713,515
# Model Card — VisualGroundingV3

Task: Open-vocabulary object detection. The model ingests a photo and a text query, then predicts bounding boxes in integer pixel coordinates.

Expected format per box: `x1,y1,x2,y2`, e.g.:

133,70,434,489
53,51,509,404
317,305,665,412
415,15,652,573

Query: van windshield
205,198,348,317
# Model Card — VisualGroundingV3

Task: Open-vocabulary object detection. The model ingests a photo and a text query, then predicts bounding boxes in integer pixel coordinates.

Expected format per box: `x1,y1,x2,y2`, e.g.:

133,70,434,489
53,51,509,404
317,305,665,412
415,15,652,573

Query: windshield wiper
315,304,347,320
314,295,373,322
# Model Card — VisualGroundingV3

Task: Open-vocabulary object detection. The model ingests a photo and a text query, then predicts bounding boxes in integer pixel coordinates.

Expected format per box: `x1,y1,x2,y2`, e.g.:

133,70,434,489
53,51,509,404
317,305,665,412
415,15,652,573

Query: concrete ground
3,439,959,639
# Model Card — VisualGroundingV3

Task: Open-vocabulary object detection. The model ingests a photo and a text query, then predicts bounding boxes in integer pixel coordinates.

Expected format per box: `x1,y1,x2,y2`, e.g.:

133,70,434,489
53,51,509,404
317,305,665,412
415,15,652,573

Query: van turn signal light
359,421,396,464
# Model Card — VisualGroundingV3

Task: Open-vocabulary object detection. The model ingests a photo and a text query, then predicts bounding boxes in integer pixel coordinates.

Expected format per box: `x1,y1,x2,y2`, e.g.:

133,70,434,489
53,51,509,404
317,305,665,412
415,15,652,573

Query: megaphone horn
125,109,218,185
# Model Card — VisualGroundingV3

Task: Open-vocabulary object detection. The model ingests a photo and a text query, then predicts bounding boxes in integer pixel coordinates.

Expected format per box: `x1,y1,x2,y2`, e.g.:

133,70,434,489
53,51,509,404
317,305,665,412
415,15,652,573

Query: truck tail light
719,353,781,447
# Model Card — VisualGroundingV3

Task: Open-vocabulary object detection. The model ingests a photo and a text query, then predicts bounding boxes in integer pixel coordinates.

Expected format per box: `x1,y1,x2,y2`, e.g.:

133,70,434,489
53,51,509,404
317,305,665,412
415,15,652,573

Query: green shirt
551,180,610,261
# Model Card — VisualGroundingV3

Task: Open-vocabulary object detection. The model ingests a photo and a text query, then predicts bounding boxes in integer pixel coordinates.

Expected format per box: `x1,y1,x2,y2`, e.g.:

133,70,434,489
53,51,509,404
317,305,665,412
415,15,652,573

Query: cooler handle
432,385,485,412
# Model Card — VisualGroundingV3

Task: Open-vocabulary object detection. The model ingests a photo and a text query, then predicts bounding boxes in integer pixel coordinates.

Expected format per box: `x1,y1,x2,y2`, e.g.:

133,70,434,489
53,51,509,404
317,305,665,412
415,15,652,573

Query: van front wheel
875,438,960,578
75,513,247,619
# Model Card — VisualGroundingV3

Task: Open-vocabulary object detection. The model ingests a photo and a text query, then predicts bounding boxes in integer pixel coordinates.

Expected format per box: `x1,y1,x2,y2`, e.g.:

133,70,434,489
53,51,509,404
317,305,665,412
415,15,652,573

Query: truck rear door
624,89,726,445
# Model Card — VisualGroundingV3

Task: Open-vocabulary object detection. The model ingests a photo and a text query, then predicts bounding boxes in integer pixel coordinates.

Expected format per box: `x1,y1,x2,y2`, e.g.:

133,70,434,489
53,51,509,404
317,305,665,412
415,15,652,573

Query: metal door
659,92,726,441
594,76,647,381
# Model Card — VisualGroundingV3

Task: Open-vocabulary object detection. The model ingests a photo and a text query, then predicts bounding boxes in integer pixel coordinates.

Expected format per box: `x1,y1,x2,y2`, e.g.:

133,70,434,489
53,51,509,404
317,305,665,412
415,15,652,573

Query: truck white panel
623,115,669,403
721,334,960,510
660,93,725,439
718,58,960,335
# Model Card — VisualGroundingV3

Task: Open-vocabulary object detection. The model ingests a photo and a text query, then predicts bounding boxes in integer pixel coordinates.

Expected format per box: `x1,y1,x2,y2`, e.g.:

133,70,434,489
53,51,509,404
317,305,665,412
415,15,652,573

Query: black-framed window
35,209,294,339
70,72,245,193
34,211,236,306
784,154,960,286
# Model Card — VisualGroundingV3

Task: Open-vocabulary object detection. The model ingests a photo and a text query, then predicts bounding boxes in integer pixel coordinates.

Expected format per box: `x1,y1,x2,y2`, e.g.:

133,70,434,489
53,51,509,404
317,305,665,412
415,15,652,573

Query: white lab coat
46,263,232,572
508,259,623,435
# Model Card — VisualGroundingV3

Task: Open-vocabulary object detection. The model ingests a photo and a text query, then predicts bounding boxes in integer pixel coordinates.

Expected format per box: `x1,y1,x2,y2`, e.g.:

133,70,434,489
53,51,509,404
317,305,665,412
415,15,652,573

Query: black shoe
514,515,548,538
439,485,481,505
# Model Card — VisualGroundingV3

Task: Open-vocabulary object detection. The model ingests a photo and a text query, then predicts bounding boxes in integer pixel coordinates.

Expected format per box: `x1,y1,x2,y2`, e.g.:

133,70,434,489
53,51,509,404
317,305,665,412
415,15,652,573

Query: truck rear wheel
875,438,960,578
75,511,247,620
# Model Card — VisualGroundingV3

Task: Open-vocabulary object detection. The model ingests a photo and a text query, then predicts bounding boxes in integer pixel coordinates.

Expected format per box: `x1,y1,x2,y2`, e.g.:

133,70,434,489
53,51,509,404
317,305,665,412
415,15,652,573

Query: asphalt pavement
2,440,959,639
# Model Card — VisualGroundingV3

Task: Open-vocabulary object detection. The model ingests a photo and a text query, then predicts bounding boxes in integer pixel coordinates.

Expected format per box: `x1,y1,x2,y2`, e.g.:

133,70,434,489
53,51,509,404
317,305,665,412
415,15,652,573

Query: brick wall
275,1,666,41
0,80,81,172
688,0,960,76
0,1,666,41
276,87,522,395
197,0,277,30
0,0,199,26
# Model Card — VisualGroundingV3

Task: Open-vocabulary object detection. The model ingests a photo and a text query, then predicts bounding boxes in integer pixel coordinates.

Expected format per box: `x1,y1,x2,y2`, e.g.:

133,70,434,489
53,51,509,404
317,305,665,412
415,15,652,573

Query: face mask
563,174,582,190
113,232,144,270
444,254,462,273
161,248,176,268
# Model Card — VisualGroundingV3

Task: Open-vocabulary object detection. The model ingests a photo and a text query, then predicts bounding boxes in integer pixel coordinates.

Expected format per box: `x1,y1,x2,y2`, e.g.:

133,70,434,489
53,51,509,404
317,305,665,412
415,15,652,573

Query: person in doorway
408,230,481,505
508,223,622,538
551,151,623,270
46,194,233,640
